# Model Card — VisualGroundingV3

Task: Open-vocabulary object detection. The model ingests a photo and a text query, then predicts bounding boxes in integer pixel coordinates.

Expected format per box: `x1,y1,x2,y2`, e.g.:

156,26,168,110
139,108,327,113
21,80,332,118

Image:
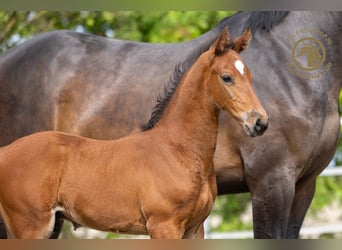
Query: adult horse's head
203,27,268,137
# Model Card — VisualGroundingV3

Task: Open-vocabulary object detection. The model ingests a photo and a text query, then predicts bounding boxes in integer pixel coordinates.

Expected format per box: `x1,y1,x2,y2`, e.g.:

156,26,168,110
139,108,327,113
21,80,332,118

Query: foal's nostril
254,118,268,134
256,118,262,126
255,118,262,132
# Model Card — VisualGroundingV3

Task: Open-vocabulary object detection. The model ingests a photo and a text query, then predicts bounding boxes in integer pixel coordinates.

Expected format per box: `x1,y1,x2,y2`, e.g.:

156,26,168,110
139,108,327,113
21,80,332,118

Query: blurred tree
0,11,235,52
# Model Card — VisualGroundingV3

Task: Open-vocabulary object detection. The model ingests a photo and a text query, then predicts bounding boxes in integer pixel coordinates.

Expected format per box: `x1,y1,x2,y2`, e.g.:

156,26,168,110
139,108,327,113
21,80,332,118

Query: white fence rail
206,224,342,239
205,166,342,239
320,166,342,176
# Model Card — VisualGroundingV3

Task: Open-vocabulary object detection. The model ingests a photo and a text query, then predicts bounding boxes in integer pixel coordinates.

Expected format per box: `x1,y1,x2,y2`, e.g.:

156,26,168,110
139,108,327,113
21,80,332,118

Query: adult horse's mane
141,11,290,131
245,11,290,33
214,11,290,33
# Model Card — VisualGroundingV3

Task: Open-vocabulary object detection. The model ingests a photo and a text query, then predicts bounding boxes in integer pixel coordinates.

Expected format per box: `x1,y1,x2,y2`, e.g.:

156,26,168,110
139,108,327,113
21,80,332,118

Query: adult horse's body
0,11,341,238
0,28,268,239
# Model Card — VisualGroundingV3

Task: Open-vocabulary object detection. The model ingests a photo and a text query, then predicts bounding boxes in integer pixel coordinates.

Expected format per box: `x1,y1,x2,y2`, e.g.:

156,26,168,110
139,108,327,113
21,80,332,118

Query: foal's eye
221,74,233,85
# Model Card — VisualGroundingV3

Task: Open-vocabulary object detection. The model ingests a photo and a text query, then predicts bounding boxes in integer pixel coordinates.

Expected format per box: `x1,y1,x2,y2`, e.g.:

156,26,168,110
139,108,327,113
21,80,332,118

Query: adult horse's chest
186,171,217,230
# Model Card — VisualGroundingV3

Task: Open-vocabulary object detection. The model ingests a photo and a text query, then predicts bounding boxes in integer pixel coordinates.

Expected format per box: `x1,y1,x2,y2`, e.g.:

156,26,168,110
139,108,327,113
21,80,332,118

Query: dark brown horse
0,11,341,238
0,28,268,239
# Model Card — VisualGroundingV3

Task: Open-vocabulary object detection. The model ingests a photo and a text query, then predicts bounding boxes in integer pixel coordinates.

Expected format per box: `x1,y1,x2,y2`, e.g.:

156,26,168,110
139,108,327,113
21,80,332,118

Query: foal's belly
59,196,148,235
57,175,148,234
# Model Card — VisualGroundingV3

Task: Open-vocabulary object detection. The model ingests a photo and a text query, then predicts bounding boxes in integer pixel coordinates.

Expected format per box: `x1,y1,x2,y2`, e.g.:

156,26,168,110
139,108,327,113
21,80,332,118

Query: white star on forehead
234,60,245,75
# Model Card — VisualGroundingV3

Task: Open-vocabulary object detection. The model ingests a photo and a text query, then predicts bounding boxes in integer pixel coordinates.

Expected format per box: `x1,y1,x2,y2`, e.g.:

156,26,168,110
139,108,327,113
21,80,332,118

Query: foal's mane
140,48,206,131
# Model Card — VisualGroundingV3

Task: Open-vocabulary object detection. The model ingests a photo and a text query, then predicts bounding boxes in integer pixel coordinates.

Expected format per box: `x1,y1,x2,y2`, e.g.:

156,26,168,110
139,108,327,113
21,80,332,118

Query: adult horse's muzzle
242,110,269,137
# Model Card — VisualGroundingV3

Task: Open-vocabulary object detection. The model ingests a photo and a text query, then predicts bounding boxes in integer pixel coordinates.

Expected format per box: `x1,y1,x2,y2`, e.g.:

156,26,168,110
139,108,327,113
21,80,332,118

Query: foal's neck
153,61,219,171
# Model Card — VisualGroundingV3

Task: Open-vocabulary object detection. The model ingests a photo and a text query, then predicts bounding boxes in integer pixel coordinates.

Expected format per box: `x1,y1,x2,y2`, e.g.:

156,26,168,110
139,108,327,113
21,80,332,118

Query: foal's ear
211,27,231,56
232,28,252,53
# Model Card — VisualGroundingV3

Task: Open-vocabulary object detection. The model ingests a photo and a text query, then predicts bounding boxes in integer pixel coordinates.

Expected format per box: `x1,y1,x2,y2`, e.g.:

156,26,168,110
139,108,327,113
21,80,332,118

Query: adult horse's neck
152,56,219,172
243,11,342,110
185,12,249,56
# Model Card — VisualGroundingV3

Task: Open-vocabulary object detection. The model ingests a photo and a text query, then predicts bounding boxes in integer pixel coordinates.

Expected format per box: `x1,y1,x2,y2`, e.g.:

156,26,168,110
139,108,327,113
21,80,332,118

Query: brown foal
0,27,268,239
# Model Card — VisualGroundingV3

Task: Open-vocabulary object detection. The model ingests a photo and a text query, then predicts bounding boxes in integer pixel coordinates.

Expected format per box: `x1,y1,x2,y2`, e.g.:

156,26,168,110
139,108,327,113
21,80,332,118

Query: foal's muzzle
242,111,269,137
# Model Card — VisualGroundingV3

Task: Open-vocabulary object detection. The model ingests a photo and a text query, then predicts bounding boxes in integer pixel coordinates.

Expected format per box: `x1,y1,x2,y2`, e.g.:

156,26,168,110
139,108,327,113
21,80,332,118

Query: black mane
140,49,206,131
245,11,290,33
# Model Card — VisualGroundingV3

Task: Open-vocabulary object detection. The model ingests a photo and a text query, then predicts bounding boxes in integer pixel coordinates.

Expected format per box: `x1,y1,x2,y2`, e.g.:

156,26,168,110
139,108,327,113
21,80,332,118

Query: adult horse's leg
0,216,7,238
285,112,340,238
243,152,296,239
49,212,65,239
286,179,316,238
249,175,295,238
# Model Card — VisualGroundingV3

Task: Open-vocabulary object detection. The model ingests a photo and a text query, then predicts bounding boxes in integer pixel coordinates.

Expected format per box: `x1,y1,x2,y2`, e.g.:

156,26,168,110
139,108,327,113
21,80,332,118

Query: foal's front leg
146,218,185,239
182,223,205,239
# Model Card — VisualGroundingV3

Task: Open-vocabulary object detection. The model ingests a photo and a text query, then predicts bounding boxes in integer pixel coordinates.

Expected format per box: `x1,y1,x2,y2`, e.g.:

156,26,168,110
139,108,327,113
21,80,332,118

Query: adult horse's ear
211,27,231,56
232,28,252,53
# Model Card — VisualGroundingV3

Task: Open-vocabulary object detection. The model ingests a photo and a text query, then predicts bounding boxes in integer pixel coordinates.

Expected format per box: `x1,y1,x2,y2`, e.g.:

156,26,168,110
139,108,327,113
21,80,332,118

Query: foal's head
204,27,268,137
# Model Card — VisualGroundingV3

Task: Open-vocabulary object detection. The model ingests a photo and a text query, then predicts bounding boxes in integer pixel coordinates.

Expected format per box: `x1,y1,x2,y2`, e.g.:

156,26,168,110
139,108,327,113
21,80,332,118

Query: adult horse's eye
221,74,233,85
